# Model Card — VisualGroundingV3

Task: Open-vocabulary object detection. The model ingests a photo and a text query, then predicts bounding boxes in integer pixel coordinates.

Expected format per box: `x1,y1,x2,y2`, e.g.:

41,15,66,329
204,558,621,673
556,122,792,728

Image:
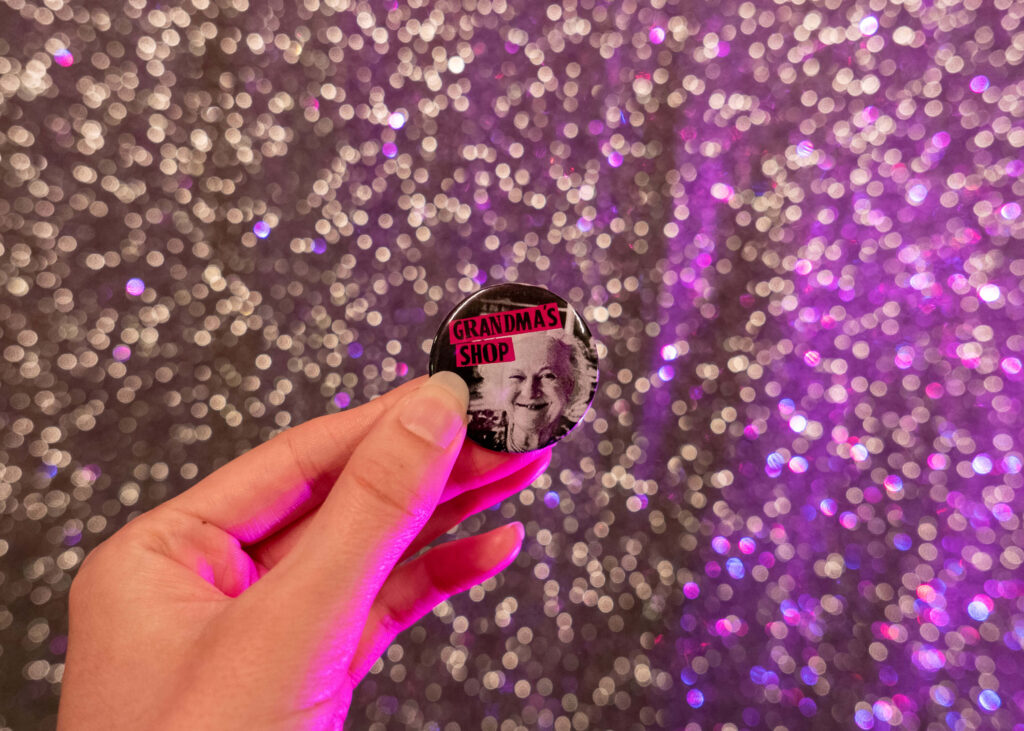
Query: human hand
57,372,551,730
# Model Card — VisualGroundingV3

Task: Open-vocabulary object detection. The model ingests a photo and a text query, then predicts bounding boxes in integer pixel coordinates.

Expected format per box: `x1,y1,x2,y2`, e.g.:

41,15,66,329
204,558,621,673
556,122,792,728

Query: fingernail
505,521,525,547
494,522,525,562
399,371,469,448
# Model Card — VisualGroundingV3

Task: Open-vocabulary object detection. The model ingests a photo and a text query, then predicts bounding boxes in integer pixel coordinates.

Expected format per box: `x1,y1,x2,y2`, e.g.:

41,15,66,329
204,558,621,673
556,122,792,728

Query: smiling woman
477,331,587,452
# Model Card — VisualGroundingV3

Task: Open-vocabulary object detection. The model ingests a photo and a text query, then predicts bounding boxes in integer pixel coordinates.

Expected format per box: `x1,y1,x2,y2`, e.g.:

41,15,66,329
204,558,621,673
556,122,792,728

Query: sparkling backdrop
1,0,1023,728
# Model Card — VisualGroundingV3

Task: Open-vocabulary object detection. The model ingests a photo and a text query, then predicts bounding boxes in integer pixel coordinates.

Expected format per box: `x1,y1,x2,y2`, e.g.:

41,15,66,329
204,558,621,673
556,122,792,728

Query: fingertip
491,521,525,564
398,373,470,449
461,523,526,576
425,371,470,410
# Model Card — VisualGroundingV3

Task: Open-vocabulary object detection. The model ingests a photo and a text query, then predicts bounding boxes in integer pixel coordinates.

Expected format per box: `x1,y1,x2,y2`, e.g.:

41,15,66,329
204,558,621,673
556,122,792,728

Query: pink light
895,346,914,369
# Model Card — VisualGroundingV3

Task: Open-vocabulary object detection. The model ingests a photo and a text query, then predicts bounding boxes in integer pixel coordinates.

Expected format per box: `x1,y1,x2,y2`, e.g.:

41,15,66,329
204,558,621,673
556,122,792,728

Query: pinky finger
347,522,525,683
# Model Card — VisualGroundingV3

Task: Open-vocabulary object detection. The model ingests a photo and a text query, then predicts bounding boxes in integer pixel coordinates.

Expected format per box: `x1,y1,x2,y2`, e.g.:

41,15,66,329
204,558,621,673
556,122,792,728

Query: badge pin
429,284,599,453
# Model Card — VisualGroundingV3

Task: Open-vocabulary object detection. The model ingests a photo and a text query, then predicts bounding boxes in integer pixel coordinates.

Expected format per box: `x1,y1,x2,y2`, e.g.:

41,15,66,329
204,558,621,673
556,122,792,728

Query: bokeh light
858,16,878,35
978,284,1000,302
978,690,1001,712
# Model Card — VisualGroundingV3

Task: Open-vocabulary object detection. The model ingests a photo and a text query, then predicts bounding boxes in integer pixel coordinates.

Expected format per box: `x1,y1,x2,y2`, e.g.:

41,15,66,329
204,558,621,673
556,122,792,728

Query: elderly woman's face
501,336,575,434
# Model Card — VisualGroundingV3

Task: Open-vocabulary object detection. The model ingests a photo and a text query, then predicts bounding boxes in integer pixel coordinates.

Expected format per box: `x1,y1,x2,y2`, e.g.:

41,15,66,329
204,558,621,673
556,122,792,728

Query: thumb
263,371,469,654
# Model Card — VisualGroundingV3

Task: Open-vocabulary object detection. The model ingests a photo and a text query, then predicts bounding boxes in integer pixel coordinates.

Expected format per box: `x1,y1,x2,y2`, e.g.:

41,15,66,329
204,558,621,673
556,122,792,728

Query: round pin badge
429,283,599,453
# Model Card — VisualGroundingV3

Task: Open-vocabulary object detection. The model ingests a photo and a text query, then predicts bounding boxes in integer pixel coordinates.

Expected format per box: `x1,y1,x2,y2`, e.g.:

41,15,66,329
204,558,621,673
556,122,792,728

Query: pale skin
58,372,552,730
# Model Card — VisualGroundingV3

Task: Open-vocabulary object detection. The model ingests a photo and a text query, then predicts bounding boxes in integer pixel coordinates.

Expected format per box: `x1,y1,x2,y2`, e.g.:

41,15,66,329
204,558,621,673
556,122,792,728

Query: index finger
161,375,542,545
161,377,427,544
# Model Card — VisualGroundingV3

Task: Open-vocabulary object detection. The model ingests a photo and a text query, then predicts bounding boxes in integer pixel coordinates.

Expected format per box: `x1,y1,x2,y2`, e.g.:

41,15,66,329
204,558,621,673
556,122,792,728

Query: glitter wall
2,0,1023,728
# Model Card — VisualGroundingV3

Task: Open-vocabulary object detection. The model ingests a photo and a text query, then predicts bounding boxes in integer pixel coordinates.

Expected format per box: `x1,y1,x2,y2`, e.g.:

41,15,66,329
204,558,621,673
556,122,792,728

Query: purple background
1,0,1023,728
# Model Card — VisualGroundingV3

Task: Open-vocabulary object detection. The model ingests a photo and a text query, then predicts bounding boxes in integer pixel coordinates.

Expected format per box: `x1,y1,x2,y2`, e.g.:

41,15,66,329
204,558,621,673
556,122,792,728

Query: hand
57,373,551,730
